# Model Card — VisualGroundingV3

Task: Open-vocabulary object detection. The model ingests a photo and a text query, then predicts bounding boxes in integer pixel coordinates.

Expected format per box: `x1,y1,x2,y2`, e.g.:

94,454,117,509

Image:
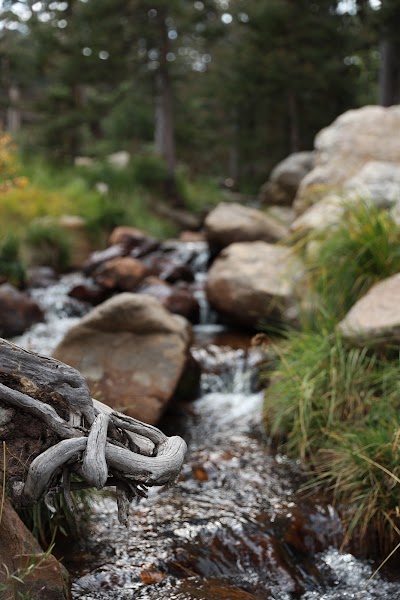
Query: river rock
204,202,288,252
295,105,400,214
0,491,71,599
108,226,159,257
259,151,314,206
206,242,300,329
0,284,44,337
92,256,148,291
83,244,128,275
53,293,192,424
337,273,400,347
137,276,199,321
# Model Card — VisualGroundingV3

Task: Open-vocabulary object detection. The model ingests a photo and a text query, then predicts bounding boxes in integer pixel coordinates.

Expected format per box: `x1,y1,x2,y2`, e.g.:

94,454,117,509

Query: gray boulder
206,241,300,329
337,273,400,347
295,105,400,214
204,202,287,252
259,151,314,206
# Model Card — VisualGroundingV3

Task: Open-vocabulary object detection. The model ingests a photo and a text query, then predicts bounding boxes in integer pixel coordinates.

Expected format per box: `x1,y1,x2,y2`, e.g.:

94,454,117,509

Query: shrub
0,235,25,286
25,221,71,271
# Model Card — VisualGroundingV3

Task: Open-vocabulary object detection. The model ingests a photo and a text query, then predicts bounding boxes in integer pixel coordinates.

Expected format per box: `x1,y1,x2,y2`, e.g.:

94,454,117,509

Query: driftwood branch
0,338,187,525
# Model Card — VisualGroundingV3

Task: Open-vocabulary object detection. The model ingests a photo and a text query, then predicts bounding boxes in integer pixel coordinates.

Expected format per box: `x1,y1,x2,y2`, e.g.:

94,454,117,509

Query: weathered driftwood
0,338,187,525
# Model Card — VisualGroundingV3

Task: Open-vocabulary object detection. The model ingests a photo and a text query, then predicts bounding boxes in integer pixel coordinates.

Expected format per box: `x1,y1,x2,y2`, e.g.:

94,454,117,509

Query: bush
0,235,25,286
25,221,71,271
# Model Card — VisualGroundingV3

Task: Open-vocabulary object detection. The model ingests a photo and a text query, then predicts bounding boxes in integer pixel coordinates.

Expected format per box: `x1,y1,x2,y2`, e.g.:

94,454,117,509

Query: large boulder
0,491,71,599
204,202,288,252
206,242,300,329
295,105,400,214
0,284,44,337
343,160,400,208
259,151,314,206
337,273,400,347
53,293,192,424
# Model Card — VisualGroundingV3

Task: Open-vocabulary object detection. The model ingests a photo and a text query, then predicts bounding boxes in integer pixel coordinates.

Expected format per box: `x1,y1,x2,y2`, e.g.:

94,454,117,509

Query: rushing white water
14,273,89,355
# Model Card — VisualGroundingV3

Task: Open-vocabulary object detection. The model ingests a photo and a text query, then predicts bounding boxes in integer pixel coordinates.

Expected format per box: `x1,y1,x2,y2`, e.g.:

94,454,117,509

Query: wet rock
137,276,199,321
140,241,206,283
0,283,44,337
109,226,159,257
204,202,288,253
68,281,110,306
179,230,206,242
206,242,300,329
0,491,71,599
83,244,128,275
259,151,314,206
92,256,148,291
295,105,400,214
337,272,400,347
53,293,192,424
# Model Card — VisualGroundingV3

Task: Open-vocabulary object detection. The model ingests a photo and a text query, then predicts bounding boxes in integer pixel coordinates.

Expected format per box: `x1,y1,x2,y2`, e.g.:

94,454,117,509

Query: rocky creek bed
12,276,400,600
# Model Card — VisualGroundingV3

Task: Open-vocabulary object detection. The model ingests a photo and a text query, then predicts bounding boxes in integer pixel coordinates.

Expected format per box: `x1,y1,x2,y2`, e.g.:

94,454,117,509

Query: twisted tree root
0,338,187,525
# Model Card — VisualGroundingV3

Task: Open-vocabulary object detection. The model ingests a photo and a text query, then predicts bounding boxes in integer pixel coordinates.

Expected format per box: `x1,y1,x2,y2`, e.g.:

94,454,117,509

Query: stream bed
14,274,400,600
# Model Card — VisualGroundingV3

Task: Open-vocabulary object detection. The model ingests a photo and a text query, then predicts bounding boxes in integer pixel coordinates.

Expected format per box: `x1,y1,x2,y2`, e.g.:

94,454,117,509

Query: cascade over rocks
294,105,400,215
53,293,193,424
206,241,300,329
204,202,288,253
337,273,400,347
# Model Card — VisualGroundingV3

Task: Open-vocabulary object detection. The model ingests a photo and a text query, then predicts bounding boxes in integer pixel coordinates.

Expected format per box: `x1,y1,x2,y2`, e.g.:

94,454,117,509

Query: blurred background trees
0,0,394,192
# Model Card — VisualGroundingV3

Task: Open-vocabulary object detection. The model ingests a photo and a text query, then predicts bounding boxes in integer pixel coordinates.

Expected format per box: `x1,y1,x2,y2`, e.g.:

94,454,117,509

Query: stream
14,255,400,600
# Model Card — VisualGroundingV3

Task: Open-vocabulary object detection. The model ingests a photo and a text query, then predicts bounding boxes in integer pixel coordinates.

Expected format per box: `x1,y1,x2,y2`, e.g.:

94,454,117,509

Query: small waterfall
14,273,89,356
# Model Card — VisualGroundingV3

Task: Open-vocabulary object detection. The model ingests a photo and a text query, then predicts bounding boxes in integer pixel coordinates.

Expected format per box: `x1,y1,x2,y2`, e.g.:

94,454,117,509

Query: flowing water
13,256,400,600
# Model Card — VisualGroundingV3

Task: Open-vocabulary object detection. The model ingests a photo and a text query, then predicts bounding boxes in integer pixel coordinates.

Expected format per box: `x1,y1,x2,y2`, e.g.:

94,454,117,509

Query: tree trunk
288,90,300,153
379,39,400,106
0,339,186,526
154,7,183,206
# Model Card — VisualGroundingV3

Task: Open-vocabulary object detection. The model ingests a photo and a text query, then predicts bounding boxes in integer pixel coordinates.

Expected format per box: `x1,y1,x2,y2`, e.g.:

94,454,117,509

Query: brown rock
53,293,191,424
92,256,148,291
0,284,44,337
108,226,159,258
83,244,128,275
137,276,199,321
0,491,71,600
